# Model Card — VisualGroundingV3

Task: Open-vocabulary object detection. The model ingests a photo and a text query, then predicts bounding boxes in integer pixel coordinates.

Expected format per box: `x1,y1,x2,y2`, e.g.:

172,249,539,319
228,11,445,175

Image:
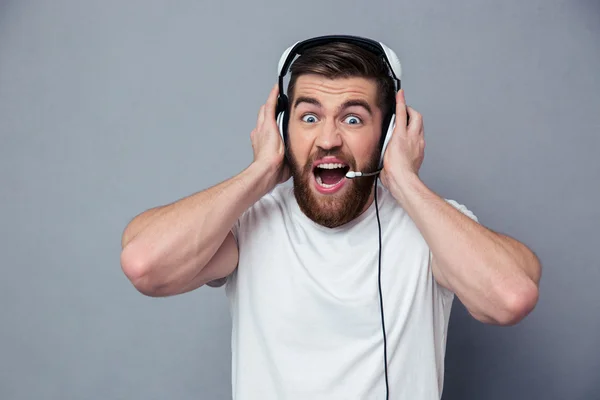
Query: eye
344,115,362,125
301,114,318,123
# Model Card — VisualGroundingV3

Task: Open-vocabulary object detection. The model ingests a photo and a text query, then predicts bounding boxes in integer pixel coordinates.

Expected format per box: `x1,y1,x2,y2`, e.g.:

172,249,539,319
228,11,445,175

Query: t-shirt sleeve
222,209,249,292
444,199,479,223
230,215,242,245
206,215,244,289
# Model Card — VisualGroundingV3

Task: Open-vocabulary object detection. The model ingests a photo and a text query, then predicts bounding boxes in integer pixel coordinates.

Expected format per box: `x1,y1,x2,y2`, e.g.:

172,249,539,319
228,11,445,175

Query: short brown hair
286,42,396,115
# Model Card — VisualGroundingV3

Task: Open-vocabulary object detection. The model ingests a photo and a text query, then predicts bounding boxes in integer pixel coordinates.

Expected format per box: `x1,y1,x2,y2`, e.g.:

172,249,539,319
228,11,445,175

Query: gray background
1,0,598,399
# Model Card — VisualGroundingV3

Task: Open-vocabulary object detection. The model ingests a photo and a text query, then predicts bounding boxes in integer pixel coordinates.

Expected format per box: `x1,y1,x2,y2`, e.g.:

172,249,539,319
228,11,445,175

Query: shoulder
246,183,293,218
231,183,293,241
374,184,478,222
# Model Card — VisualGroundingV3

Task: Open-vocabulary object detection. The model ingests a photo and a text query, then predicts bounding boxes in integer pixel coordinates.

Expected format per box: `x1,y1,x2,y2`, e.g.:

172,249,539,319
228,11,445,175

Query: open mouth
313,162,350,189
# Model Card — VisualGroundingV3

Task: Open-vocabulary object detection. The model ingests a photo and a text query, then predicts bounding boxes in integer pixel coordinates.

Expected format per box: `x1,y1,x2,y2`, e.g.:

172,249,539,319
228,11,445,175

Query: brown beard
287,145,381,228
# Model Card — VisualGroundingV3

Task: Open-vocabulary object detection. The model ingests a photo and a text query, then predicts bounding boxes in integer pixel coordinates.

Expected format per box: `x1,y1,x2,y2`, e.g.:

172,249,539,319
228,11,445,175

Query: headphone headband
277,35,402,96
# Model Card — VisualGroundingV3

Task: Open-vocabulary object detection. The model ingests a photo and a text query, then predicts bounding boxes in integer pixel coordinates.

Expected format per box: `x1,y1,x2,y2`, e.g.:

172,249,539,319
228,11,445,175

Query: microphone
346,169,382,179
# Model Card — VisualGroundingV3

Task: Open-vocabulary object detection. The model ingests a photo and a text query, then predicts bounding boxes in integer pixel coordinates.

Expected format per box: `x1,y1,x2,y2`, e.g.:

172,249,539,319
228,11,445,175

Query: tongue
320,169,345,185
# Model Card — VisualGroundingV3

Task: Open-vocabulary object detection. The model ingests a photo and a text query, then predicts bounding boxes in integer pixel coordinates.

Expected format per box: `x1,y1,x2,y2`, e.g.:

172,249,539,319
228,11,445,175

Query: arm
389,173,541,325
120,161,278,297
380,89,541,326
120,83,288,297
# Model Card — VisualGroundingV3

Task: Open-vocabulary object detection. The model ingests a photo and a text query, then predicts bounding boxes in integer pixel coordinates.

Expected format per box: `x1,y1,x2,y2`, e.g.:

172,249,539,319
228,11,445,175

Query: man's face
286,74,384,228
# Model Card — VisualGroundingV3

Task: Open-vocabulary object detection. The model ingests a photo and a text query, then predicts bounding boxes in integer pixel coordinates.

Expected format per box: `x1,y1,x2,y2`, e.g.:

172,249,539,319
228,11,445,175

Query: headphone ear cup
276,95,289,143
379,114,396,169
277,111,285,141
282,109,291,143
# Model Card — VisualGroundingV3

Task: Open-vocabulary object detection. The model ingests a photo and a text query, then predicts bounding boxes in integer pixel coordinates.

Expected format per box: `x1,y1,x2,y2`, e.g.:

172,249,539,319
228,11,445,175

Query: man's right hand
250,83,291,189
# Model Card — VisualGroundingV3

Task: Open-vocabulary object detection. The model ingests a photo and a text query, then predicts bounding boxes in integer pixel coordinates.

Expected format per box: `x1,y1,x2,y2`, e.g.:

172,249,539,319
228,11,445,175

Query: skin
381,89,541,325
286,74,383,228
120,76,541,326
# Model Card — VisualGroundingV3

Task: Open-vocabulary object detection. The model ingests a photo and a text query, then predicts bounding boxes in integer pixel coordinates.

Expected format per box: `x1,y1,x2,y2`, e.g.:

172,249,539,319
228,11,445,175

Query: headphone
274,35,403,177
274,35,404,399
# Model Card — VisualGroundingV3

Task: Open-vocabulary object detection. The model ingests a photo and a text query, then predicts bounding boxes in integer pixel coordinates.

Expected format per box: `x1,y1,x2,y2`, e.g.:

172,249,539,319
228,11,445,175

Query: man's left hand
379,89,425,202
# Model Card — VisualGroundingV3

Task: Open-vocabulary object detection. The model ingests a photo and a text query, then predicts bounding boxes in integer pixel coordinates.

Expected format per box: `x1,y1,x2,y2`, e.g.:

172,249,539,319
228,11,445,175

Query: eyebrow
293,96,373,116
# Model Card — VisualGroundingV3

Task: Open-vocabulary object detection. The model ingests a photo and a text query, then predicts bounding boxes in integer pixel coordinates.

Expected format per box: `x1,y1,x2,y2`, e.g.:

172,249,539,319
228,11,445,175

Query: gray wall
1,0,598,399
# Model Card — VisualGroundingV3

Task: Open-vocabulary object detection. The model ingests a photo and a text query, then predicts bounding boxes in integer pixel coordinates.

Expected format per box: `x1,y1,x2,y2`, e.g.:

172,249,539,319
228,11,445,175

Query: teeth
317,163,346,169
316,174,341,188
314,162,346,189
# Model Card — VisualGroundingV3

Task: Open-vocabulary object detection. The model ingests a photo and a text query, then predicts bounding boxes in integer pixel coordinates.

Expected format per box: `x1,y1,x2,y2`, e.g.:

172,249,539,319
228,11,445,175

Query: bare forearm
388,173,541,325
120,161,276,292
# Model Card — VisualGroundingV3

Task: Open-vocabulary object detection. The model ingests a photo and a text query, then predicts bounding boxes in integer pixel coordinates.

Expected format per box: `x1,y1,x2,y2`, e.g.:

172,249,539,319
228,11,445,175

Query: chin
293,172,372,229
287,147,379,228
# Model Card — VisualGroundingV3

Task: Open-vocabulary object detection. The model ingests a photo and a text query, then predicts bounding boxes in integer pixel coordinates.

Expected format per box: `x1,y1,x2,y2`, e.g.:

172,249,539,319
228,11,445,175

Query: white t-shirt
225,183,477,400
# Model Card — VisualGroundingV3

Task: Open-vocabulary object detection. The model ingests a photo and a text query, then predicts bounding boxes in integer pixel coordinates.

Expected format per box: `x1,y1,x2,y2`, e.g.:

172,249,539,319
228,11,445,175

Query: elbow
493,280,540,326
120,245,163,297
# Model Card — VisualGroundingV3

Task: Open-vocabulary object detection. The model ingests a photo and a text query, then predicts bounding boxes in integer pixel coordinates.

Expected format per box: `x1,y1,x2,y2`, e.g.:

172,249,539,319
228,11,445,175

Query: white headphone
274,35,403,177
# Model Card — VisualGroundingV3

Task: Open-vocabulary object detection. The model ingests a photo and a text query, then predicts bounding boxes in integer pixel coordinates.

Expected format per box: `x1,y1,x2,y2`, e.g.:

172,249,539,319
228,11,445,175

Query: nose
314,119,343,151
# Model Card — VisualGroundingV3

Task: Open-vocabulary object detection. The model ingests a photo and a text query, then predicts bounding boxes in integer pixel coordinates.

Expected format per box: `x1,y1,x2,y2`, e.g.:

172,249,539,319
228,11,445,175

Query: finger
264,82,279,121
406,106,423,135
395,89,407,129
257,104,265,128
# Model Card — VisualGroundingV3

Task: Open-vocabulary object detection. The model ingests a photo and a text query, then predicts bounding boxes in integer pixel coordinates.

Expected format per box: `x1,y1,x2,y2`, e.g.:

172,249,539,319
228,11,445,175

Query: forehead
291,74,378,107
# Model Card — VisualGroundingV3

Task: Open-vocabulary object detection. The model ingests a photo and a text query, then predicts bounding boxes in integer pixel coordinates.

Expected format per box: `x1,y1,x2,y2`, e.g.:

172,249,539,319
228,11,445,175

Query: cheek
287,126,313,164
346,134,381,161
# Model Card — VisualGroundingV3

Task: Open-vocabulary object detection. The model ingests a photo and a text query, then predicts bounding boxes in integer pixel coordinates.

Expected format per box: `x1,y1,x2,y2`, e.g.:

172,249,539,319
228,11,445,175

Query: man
120,38,541,399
